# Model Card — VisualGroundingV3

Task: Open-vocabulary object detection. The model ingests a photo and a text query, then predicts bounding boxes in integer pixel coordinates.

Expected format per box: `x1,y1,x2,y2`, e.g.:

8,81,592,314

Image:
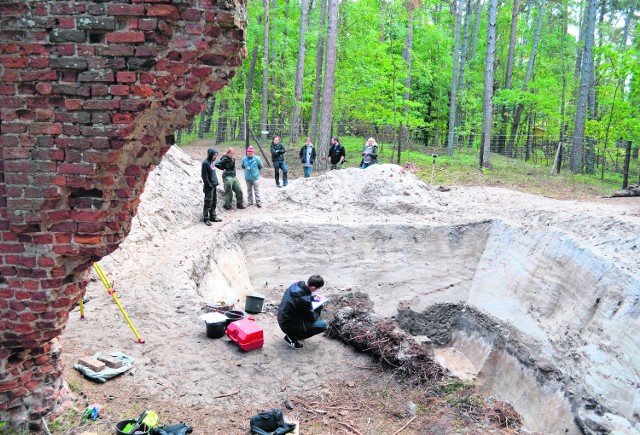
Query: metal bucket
244,294,265,314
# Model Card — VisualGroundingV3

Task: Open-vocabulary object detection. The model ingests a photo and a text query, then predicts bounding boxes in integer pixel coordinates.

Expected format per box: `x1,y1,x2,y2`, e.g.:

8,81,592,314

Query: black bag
151,423,193,435
250,410,296,435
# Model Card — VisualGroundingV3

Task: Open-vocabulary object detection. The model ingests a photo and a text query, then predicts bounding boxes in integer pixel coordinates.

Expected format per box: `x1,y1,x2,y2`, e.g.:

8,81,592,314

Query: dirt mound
275,164,444,216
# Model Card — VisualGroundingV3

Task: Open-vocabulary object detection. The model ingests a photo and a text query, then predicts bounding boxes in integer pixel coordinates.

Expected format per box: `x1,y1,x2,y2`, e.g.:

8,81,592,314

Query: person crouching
277,275,327,349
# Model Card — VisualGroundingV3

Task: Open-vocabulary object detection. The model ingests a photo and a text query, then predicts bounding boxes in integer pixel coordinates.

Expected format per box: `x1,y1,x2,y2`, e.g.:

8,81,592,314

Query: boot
211,214,222,222
204,219,212,226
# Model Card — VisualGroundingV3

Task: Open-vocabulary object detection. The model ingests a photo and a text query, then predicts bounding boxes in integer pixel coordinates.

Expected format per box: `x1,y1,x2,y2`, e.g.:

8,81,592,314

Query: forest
180,0,640,182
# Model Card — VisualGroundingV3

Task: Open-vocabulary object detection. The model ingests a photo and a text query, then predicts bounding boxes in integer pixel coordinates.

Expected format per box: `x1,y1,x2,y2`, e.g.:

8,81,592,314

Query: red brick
21,70,58,81
112,113,133,124
106,32,145,44
29,123,62,135
109,85,130,96
131,85,152,97
106,4,145,15
146,5,179,20
30,57,49,68
0,57,28,68
64,99,82,110
75,234,101,245
117,71,137,83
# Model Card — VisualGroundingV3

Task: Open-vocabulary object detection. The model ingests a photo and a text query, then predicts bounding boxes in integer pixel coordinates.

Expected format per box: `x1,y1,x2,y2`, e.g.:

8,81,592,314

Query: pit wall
468,220,640,430
0,0,246,429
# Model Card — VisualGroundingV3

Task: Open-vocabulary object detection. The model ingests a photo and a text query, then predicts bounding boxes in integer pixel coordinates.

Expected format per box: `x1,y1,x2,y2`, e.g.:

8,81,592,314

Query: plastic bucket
115,419,148,435
245,294,265,314
201,312,227,339
224,310,245,326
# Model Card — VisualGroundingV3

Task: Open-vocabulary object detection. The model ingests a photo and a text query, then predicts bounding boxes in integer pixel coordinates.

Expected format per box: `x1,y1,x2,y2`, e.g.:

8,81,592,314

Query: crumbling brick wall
0,0,246,429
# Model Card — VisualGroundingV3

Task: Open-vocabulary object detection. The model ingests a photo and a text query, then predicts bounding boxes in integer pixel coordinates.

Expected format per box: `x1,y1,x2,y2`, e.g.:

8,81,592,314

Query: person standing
299,137,316,178
215,147,245,210
200,147,223,226
277,275,327,349
360,137,379,169
327,137,345,170
270,136,288,188
241,146,264,208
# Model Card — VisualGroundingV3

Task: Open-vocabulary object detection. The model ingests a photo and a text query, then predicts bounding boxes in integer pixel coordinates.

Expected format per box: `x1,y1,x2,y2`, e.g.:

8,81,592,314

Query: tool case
226,317,264,351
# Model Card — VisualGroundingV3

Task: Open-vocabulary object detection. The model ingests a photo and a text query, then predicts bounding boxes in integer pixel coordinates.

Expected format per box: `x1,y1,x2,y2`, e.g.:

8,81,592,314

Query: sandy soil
57,143,640,434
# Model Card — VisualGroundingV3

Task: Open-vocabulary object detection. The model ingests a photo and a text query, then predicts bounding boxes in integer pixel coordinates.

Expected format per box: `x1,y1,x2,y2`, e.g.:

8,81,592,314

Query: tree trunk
570,0,597,173
317,0,339,165
574,0,585,78
244,41,260,142
290,0,309,146
277,0,291,132
497,0,519,155
216,100,228,143
470,0,481,60
261,0,271,141
455,0,471,129
507,0,545,157
400,5,416,160
447,0,464,157
480,0,497,168
308,0,327,144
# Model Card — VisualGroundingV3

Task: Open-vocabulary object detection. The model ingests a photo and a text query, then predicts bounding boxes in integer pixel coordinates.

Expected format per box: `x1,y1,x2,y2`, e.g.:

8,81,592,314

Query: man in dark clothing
201,147,223,226
327,137,346,170
214,147,245,210
270,136,288,188
277,275,327,349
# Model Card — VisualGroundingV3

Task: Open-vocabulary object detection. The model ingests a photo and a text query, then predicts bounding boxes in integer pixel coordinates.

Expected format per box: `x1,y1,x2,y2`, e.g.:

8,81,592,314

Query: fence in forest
176,120,640,188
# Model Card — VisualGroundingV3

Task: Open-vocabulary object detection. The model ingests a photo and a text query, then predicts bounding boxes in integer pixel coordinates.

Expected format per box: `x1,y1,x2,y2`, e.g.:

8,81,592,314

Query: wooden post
622,140,632,189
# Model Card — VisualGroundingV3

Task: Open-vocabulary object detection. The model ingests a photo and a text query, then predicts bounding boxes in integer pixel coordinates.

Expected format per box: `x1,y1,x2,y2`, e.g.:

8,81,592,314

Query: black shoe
237,205,246,210
211,216,222,222
224,205,232,210
284,335,303,349
276,184,282,188
204,220,212,226
256,203,262,208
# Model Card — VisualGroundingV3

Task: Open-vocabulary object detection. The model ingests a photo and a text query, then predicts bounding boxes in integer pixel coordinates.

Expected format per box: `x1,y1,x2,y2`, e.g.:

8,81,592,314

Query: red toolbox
226,318,264,351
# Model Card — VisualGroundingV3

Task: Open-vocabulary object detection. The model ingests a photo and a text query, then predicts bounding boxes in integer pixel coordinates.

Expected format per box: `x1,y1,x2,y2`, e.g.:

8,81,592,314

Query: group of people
201,137,380,349
200,136,379,225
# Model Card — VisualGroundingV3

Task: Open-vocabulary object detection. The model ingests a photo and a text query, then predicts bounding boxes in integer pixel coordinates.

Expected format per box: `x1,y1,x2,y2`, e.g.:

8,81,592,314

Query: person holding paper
277,275,327,349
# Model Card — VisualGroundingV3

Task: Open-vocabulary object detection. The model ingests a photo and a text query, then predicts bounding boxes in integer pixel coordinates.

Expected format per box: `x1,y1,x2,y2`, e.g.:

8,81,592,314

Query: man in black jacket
277,275,327,349
270,136,288,188
201,147,223,226
327,137,345,170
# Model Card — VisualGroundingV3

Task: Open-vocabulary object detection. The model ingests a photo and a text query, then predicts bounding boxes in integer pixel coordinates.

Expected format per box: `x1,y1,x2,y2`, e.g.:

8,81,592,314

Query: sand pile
275,164,445,216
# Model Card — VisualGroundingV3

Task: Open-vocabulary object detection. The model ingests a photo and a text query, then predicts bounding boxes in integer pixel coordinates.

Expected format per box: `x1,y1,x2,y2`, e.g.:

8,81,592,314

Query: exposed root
326,306,450,384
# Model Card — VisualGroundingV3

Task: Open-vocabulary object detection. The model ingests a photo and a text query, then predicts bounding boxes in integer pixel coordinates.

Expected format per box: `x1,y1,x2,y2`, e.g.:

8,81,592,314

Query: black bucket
115,419,148,435
205,320,226,339
245,294,265,314
202,312,228,339
224,310,245,326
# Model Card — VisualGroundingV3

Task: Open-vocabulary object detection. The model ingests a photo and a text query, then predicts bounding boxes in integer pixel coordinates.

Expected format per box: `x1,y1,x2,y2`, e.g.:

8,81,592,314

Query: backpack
249,410,297,435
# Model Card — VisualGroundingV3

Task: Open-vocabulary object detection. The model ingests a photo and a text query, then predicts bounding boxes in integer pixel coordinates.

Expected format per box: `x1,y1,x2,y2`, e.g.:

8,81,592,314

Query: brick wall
0,0,246,429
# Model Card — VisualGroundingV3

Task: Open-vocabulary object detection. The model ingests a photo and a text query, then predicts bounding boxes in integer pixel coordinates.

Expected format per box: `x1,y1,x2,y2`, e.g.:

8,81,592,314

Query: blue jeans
273,160,288,186
303,166,312,178
282,318,327,340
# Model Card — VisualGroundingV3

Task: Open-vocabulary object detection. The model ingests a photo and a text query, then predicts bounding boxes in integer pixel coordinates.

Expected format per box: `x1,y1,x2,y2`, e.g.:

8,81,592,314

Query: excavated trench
196,219,640,434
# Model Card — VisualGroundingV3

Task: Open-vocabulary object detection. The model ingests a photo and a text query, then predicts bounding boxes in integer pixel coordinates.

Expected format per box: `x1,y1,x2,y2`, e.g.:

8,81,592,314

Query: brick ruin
0,0,246,429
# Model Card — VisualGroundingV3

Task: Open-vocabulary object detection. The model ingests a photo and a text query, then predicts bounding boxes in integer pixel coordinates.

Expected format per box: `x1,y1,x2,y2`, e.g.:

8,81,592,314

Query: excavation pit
197,217,639,434
61,150,640,434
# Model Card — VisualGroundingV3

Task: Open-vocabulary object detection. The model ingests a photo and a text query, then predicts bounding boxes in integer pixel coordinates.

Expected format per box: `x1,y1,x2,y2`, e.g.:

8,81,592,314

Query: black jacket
277,281,319,330
214,154,237,178
299,145,317,164
201,147,219,190
270,142,286,162
328,143,345,164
